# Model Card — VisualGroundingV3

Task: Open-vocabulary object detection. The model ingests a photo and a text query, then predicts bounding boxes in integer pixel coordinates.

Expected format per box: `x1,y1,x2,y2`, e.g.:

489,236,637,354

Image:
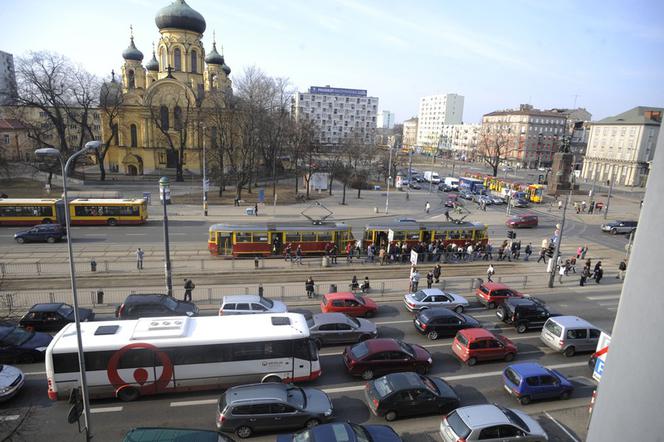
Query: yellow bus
69,198,148,226
0,198,63,226
527,184,545,203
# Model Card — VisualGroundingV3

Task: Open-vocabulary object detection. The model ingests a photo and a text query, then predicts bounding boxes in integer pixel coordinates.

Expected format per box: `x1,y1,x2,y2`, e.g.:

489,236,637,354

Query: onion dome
155,0,206,34
205,42,224,65
145,49,159,71
221,58,231,76
122,36,144,61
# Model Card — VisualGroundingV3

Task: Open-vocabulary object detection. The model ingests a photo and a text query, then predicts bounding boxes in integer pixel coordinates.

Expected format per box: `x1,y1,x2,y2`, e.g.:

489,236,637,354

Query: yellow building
102,0,231,177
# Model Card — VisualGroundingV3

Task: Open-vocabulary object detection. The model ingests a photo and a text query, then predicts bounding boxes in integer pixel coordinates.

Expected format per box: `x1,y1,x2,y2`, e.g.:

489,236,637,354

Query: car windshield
349,423,371,442
56,304,73,317
1,327,33,346
446,411,471,438
259,297,274,308
397,341,415,358
162,296,179,309
353,294,365,305
350,342,369,359
412,291,427,301
372,376,394,398
501,407,530,432
420,376,440,395
286,386,307,409
347,316,360,328
292,428,314,442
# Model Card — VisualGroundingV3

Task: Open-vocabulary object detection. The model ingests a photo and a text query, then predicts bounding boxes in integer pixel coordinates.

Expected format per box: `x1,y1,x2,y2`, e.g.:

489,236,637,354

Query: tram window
392,231,406,241
252,232,268,243
460,230,472,240
236,232,252,243
449,230,460,240
286,232,300,242
317,232,332,242
209,231,216,241
364,230,373,240
433,231,447,240
301,232,316,242
407,231,420,241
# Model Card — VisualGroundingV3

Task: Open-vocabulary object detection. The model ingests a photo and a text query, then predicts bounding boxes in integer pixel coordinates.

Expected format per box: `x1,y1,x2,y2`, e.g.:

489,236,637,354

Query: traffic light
507,230,516,239
546,244,555,258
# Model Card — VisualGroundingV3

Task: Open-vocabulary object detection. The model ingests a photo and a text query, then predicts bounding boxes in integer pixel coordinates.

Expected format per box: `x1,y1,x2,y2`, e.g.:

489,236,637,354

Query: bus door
269,232,284,255
217,232,232,255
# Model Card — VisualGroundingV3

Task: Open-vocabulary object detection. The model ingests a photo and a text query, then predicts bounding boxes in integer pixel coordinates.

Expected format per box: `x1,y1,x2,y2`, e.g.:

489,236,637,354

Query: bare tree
204,88,231,196
478,127,516,177
97,78,123,181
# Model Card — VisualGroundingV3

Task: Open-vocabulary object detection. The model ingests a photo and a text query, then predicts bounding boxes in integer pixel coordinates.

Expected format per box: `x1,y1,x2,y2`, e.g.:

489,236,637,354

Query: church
101,0,231,178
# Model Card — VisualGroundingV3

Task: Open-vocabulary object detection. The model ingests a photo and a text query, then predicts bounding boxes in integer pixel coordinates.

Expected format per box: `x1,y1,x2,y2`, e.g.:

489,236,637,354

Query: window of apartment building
630,127,636,136
3,134,9,144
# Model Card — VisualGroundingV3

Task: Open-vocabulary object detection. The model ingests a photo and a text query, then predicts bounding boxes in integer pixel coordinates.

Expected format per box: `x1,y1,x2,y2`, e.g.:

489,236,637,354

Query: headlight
0,387,10,394
35,347,47,352
427,357,432,364
324,409,333,417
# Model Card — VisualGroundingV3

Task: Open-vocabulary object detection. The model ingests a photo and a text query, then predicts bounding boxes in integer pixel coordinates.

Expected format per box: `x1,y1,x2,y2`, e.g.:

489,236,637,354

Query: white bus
45,313,320,401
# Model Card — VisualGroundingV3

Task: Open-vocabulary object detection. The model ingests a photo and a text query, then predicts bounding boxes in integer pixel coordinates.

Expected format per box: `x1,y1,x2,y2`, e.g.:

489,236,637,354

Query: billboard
309,86,367,97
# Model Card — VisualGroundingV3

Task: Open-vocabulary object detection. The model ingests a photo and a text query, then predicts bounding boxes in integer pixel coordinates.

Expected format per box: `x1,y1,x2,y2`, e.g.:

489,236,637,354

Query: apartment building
402,117,418,149
416,93,464,147
439,123,481,160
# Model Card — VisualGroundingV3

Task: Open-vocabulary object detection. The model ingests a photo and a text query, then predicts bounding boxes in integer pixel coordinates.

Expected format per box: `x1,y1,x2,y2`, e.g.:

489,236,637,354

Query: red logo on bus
107,342,173,394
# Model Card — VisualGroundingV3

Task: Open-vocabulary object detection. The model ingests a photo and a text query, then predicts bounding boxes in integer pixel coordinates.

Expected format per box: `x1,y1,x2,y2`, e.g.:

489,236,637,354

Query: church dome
122,37,144,61
155,0,206,34
145,50,159,71
221,59,231,76
204,42,224,65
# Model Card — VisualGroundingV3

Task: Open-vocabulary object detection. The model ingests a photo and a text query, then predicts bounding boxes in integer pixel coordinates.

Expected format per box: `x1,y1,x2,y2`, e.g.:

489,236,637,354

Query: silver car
219,295,287,315
0,364,25,402
404,288,469,313
307,313,377,347
490,196,505,205
440,404,548,441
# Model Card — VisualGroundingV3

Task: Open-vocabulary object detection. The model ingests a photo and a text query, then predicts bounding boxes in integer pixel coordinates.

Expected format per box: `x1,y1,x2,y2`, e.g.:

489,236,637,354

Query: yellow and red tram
363,221,488,251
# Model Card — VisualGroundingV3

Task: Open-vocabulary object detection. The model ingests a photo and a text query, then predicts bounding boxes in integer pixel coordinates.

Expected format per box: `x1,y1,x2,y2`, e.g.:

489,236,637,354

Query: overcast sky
1,0,662,123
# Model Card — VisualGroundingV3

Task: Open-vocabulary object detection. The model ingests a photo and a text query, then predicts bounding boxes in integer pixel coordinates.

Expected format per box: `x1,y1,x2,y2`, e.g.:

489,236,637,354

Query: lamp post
547,172,573,288
603,177,614,220
202,128,208,217
34,140,101,442
385,143,394,214
159,177,173,296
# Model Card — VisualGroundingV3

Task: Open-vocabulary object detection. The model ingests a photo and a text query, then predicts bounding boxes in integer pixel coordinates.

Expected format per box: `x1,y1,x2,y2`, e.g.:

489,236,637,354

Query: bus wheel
262,375,281,383
116,386,139,402
107,218,118,226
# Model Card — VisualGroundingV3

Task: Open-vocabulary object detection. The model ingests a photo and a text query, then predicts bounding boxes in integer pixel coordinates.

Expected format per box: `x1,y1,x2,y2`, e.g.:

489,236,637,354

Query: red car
475,282,523,309
343,338,432,380
505,214,539,228
321,292,378,318
452,328,517,366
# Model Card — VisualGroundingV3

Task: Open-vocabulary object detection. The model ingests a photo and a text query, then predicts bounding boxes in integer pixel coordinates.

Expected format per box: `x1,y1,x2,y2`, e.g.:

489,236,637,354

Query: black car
19,303,95,332
413,308,480,340
0,325,53,363
365,372,459,421
496,297,558,333
116,294,199,319
409,182,422,190
14,224,67,244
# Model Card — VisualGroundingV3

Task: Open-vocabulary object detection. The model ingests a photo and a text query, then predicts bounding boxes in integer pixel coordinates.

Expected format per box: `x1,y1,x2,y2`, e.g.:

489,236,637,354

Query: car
452,328,517,366
216,383,333,438
497,297,558,333
0,364,25,402
474,194,493,205
19,303,95,332
459,190,474,200
320,292,378,318
505,214,539,228
343,338,432,380
0,325,52,363
503,362,574,405
307,313,377,347
115,294,198,319
277,422,403,442
14,223,67,244
490,195,506,205
600,220,637,235
438,183,454,192
403,288,469,313
365,371,460,421
510,198,530,208
540,316,602,357
123,427,235,442
475,282,524,309
440,404,549,441
409,182,422,190
413,308,480,340
219,295,287,315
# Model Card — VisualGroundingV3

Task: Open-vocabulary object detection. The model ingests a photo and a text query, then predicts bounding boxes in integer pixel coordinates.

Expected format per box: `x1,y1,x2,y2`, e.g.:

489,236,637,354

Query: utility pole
548,190,570,288
603,178,614,220
385,144,393,214
428,151,435,193
159,177,173,297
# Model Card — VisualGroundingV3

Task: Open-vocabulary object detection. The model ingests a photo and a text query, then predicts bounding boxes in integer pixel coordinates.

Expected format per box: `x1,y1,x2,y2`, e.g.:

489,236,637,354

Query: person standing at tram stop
183,278,195,302
305,277,315,298
425,201,431,214
345,242,353,263
426,270,434,289
296,244,303,264
136,247,144,270
410,268,421,292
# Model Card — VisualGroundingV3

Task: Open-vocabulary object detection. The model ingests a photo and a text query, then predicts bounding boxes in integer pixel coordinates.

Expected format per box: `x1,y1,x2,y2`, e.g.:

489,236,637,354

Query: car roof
507,362,550,377
313,312,351,325
458,328,496,340
456,404,511,428
419,307,459,319
29,303,66,312
414,288,444,296
124,294,168,304
364,338,402,352
548,315,596,329
222,295,266,303
481,282,510,290
324,292,356,300
225,383,287,404
505,297,540,307
123,427,226,442
381,372,425,390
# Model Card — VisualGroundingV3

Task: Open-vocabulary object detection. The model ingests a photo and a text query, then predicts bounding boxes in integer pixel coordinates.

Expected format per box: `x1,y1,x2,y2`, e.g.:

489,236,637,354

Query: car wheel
610,228,617,235
305,418,320,428
15,237,25,244
427,330,439,340
364,310,374,318
487,301,496,309
504,353,515,362
560,390,571,400
262,375,282,383
46,236,56,244
467,357,477,366
385,411,397,422
107,218,118,226
519,395,531,405
117,386,140,402
516,323,528,334
497,306,506,319
564,346,576,357
236,426,252,439
361,369,374,380
314,339,323,349
454,305,464,313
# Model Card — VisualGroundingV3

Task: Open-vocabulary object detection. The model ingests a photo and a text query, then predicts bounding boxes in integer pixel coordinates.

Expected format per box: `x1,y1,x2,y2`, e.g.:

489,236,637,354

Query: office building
377,110,395,129
0,51,18,105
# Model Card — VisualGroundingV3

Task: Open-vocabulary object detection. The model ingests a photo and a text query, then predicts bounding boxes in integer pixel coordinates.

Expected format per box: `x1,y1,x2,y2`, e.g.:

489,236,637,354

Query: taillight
512,313,517,322
420,322,427,330
372,398,379,409
117,305,124,318
47,379,57,401
217,413,225,424
559,340,565,348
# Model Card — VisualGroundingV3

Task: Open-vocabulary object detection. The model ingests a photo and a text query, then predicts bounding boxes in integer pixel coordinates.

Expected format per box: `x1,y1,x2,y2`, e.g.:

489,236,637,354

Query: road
3,286,620,441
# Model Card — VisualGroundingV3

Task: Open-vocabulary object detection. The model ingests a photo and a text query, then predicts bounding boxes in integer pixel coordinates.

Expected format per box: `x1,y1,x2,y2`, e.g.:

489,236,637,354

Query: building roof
122,37,144,61
593,106,664,126
155,0,206,34
483,108,566,118
0,119,24,130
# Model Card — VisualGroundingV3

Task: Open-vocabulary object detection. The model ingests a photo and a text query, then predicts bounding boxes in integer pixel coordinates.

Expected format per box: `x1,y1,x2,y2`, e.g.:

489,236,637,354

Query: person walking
410,269,421,292
433,263,442,283
296,245,303,264
617,260,627,280
537,247,546,264
254,203,258,216
183,278,195,302
285,243,293,262
558,263,566,284
576,246,583,260
305,277,315,298
444,210,450,221
345,242,353,263
593,261,603,283
425,201,431,214
524,243,532,261
350,275,359,292
487,264,495,282
136,247,144,270
581,245,588,260
580,265,590,286
426,271,434,289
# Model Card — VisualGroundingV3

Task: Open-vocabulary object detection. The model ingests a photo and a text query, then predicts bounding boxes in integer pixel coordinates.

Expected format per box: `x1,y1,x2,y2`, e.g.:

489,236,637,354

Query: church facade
101,0,231,177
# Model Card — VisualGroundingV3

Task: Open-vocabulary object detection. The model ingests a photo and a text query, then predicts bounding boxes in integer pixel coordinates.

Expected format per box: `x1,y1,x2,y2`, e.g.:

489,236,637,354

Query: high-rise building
402,117,418,149
416,93,464,147
377,110,395,129
0,51,18,105
291,86,378,146
581,106,662,187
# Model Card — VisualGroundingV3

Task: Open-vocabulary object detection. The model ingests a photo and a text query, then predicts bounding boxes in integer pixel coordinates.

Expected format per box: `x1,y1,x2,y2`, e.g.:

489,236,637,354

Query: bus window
285,232,300,242
1,205,53,217
235,232,252,243
301,232,316,242
317,232,332,242
252,232,268,243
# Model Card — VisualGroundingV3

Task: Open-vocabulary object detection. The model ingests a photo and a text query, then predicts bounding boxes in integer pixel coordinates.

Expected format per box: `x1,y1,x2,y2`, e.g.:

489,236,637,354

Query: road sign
203,178,210,192
410,249,418,266
592,332,611,382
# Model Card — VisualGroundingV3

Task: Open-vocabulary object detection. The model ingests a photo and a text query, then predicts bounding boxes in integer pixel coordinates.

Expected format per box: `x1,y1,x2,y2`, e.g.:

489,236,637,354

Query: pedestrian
367,243,375,263
580,266,590,286
467,243,474,261
136,247,144,270
285,243,293,262
593,261,602,283
581,201,587,212
331,243,338,264
425,201,431,214
576,246,583,259
345,242,353,263
588,201,595,214
487,264,495,282
426,271,434,289
485,243,493,261
305,277,315,298
351,275,359,292
558,264,566,284
581,245,588,260
558,200,563,210
296,245,303,264
379,247,386,265
433,263,442,283
410,269,421,292
254,203,258,216
524,243,532,261
361,276,371,293
617,260,627,280
444,210,450,221
183,278,195,302
537,247,546,263
570,257,577,273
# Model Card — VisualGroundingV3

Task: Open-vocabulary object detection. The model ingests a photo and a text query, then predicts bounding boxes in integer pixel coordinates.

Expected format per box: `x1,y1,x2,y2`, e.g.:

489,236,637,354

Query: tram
363,221,488,251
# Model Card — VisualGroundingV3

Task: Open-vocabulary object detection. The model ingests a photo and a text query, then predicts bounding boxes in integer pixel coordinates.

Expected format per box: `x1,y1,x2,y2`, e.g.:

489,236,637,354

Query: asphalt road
2,285,620,442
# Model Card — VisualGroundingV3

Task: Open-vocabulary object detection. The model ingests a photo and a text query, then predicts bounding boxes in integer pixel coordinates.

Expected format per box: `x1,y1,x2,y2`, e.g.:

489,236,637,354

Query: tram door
270,232,284,255
217,232,232,255
376,230,389,250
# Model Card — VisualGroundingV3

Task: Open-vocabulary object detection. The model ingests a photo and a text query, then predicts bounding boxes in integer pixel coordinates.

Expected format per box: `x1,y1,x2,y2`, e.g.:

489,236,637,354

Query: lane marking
170,399,218,407
598,301,619,307
586,295,620,301
126,233,146,236
544,411,581,442
0,415,20,422
91,407,123,413
24,371,46,376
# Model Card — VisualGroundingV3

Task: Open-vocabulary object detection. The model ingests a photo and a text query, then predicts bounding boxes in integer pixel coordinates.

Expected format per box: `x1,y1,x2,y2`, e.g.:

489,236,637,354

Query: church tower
204,33,232,93
145,44,160,85
121,26,146,92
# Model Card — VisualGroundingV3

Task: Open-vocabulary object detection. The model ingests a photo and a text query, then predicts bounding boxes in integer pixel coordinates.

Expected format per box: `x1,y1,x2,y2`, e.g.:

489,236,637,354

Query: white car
440,404,548,441
403,288,469,313
0,364,25,402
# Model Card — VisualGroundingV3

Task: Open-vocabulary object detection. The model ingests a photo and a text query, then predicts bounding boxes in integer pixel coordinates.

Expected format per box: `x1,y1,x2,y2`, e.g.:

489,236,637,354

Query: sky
1,0,663,123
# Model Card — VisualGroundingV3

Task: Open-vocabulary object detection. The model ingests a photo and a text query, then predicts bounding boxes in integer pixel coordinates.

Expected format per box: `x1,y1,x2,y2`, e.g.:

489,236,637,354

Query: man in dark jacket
183,279,195,302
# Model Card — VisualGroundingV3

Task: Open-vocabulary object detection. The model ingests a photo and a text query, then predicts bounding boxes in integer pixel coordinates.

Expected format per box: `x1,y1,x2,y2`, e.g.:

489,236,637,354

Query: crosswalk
586,294,620,311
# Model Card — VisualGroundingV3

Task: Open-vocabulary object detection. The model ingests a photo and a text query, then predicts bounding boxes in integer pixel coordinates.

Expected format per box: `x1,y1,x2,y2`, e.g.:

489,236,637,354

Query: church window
130,124,138,147
160,106,169,131
191,50,198,73
174,48,182,71
127,70,135,89
160,48,166,70
174,106,183,131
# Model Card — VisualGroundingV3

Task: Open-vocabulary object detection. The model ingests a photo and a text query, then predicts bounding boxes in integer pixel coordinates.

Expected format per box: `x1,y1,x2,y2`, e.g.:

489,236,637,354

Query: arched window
174,48,181,71
160,106,169,131
160,48,166,70
127,70,135,89
130,124,138,147
174,106,183,131
190,50,197,73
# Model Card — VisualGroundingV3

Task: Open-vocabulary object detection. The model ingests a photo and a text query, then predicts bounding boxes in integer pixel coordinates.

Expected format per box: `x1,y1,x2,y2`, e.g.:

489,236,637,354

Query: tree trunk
236,184,242,201
99,162,106,181
328,174,333,195
47,171,53,187
272,158,277,197
305,175,310,200
295,171,299,194
342,183,347,205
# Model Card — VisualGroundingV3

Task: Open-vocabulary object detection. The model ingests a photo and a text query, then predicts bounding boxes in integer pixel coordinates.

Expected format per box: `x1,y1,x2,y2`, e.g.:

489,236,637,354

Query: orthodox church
101,0,231,176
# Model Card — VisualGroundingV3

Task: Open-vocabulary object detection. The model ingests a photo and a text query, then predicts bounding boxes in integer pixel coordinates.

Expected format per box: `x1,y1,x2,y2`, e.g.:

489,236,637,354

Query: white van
540,316,602,357
423,171,441,184
444,177,459,190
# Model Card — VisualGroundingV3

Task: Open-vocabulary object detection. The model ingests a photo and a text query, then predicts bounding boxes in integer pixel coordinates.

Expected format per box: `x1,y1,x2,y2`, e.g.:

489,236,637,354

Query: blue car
0,325,53,363
503,362,573,405
277,422,402,442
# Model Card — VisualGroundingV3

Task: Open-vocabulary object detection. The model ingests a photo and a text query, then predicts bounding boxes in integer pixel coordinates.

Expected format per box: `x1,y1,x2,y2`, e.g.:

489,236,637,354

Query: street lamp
202,127,209,217
159,177,173,296
547,171,574,288
385,142,394,214
34,140,101,442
